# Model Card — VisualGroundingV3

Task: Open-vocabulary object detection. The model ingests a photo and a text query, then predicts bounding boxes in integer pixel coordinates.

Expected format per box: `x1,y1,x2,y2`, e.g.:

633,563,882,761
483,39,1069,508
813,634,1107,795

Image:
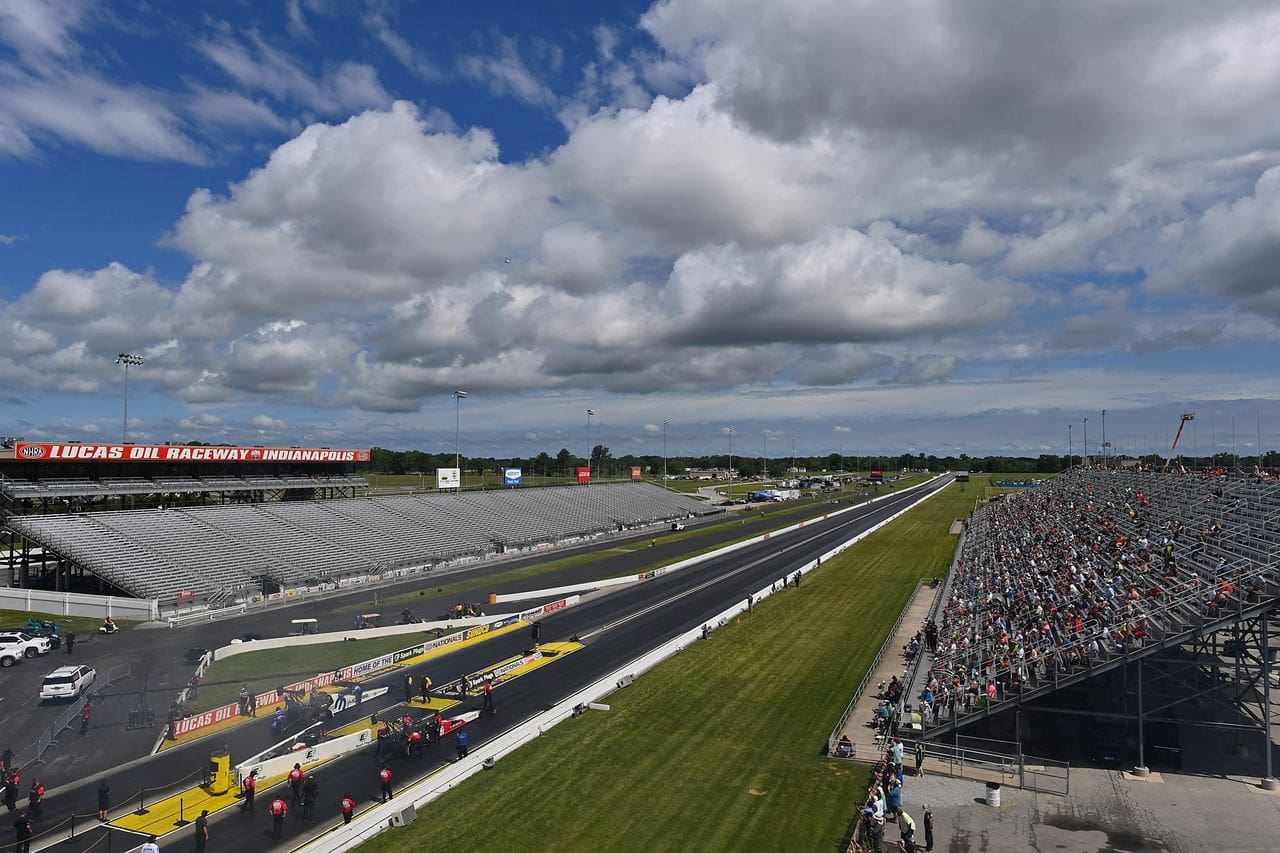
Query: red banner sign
14,443,371,464
631,466,642,480
576,466,591,484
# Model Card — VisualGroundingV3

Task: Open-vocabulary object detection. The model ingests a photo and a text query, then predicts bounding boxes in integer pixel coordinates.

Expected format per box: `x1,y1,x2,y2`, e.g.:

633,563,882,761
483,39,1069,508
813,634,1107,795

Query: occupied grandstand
1,440,711,609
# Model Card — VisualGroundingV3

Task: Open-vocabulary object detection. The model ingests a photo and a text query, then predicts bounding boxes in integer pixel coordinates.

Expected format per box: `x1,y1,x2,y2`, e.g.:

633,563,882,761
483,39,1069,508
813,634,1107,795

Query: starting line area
114,641,582,838
157,619,530,752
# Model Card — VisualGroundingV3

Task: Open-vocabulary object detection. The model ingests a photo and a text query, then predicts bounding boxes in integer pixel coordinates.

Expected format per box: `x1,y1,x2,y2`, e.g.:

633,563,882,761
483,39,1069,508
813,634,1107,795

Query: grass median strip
357,474,979,853
191,631,461,713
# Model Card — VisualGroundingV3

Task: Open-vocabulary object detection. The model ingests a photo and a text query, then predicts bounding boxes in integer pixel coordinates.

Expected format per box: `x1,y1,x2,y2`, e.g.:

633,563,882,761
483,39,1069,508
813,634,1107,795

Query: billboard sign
631,466,642,481
13,442,370,464
576,466,591,484
502,467,523,487
437,467,461,489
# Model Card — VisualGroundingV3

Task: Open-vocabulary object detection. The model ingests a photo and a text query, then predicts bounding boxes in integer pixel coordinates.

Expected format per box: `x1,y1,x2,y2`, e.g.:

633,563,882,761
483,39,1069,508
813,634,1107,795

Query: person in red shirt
482,678,495,716
240,770,257,812
288,764,305,806
406,728,423,759
269,797,287,838
340,792,355,825
378,766,393,802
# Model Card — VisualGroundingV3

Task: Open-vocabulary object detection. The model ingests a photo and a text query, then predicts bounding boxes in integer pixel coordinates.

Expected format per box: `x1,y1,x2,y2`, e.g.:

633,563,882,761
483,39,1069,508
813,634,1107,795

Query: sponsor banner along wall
517,595,579,622
14,442,369,463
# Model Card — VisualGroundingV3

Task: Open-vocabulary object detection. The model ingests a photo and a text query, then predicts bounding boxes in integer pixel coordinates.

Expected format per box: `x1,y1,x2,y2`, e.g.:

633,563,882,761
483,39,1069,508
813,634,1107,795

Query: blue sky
3,0,1280,460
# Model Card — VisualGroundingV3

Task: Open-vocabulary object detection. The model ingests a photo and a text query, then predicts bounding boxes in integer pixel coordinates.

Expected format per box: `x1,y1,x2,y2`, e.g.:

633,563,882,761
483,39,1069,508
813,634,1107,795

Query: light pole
586,409,595,483
1068,423,1073,471
791,435,797,475
762,431,768,479
726,427,734,504
1101,409,1108,468
115,353,144,443
452,390,467,489
1083,417,1088,467
662,420,669,482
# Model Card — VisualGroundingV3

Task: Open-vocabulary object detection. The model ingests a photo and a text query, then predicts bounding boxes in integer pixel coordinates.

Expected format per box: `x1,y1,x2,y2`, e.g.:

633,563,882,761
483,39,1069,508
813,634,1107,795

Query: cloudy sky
3,0,1280,461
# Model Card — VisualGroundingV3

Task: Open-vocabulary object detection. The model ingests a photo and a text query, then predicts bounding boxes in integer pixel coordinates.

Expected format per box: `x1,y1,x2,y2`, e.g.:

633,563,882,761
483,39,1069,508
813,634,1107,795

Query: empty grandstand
900,468,1280,778
6,482,709,605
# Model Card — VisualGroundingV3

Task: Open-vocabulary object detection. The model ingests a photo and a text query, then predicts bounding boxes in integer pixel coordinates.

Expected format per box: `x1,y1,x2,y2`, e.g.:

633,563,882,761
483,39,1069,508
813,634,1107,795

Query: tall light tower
452,390,467,488
662,420,670,482
726,427,734,505
115,353,144,443
1101,409,1108,468
586,409,596,482
761,431,768,479
791,434,797,475
1083,417,1089,467
1068,423,1073,471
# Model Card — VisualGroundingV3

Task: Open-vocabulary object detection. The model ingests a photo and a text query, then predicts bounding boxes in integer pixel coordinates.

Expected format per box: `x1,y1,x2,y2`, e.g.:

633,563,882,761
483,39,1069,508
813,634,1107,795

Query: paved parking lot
898,766,1280,853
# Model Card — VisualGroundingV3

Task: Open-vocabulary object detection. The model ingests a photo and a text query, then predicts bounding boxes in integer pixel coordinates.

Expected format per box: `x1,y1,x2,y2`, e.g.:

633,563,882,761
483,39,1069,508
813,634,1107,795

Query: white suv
0,632,53,666
40,665,97,701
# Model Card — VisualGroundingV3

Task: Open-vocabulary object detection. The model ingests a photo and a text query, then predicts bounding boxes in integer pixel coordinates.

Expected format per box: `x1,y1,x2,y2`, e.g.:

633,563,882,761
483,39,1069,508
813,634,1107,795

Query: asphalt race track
8,478,950,851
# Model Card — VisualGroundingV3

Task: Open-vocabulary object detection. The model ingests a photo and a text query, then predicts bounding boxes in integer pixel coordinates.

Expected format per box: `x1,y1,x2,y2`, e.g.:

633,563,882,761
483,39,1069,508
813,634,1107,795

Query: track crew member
429,710,443,744
340,792,356,825
482,677,495,715
288,763,305,806
269,796,287,839
378,766,393,802
302,774,319,822
194,809,209,852
419,675,432,704
27,781,43,821
12,809,32,853
455,729,469,761
407,727,423,759
240,770,257,812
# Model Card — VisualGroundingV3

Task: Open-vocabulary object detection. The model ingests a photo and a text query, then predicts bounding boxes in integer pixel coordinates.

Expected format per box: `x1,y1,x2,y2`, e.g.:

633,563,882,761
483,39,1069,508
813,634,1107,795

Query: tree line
354,447,1122,478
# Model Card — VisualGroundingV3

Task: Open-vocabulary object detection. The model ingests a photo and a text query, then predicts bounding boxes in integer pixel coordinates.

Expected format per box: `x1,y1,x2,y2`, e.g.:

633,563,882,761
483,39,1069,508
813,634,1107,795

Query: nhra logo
18,445,46,459
249,449,262,460
357,451,370,461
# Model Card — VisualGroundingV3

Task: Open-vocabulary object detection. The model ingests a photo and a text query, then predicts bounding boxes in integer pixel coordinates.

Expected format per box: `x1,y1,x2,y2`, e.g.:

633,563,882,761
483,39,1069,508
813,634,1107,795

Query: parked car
40,665,97,701
0,631,53,665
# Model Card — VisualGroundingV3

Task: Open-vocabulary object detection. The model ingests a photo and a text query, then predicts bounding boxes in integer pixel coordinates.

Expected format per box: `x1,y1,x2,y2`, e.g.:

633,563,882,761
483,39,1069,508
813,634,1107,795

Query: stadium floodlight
726,427,734,504
586,409,596,482
1083,417,1088,467
662,420,670,482
761,431,768,479
1101,409,1108,467
115,353,144,444
452,390,467,488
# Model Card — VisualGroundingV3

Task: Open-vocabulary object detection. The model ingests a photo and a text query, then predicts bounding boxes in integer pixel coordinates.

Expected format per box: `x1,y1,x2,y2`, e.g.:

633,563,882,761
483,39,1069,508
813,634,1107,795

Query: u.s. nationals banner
14,443,371,464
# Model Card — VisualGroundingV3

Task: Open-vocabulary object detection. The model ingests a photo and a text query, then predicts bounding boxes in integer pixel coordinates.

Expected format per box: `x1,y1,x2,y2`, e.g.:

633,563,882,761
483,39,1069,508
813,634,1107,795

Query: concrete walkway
838,582,940,759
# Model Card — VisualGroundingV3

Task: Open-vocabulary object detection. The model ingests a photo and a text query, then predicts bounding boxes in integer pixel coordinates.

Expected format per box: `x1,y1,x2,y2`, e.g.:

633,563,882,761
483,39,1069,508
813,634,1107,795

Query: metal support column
1134,657,1149,775
1263,609,1277,789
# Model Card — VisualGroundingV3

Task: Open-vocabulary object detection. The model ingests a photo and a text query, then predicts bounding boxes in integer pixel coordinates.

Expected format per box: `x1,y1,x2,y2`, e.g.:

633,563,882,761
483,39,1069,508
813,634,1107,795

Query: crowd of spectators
909,469,1275,728
850,737,934,852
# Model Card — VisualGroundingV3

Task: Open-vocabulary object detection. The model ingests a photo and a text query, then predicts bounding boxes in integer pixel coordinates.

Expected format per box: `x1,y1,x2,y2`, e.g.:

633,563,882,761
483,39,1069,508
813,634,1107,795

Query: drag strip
22,478,950,851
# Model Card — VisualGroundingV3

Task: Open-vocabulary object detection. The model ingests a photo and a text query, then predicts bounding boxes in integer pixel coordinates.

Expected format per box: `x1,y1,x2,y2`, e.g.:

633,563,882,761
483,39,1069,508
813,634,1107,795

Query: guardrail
14,662,131,769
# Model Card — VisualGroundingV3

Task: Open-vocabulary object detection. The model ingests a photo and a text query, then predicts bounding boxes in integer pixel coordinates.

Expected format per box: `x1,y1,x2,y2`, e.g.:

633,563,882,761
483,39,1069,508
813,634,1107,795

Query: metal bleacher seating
909,468,1280,738
5,482,709,603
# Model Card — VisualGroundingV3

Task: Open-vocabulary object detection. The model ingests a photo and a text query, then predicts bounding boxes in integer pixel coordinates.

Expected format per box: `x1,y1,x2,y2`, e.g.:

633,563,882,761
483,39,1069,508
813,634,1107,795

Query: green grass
0,608,139,636
357,475,979,853
194,630,457,711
